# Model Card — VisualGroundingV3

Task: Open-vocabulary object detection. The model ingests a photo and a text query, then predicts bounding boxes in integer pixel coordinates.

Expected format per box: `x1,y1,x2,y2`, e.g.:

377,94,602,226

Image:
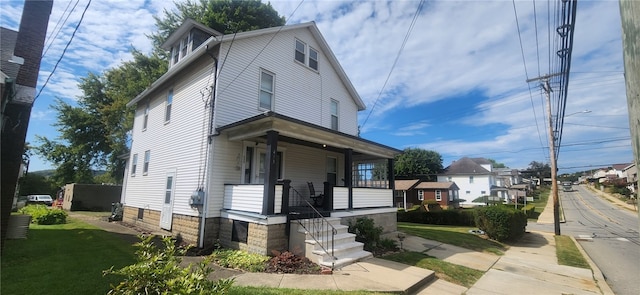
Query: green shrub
210,249,269,272
397,209,475,226
348,217,383,251
474,206,527,242
521,203,536,218
104,235,234,294
18,205,67,225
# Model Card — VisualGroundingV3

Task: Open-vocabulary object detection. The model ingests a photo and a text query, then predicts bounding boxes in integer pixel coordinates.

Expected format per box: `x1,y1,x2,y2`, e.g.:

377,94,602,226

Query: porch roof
216,111,401,159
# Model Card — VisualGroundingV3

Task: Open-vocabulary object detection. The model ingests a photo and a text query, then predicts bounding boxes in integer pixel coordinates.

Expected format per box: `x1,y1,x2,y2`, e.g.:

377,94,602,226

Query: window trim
131,154,138,176
295,39,306,64
309,47,318,70
417,190,424,201
143,150,150,175
469,176,474,183
330,99,338,131
259,69,275,111
435,190,442,201
165,89,173,123
142,100,150,131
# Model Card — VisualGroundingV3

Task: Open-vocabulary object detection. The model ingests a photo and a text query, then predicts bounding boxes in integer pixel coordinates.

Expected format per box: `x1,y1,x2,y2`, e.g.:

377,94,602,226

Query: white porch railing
223,184,282,214
223,184,391,214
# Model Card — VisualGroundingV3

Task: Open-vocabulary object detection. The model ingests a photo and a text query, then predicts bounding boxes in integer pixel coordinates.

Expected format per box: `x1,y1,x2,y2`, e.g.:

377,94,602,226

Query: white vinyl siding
214,28,359,135
437,174,494,204
124,57,215,216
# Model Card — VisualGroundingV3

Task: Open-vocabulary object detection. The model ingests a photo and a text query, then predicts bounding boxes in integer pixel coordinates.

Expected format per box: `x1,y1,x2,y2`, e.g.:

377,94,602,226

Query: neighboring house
394,179,420,210
120,20,400,267
437,157,507,206
414,181,460,209
623,163,637,194
394,180,460,210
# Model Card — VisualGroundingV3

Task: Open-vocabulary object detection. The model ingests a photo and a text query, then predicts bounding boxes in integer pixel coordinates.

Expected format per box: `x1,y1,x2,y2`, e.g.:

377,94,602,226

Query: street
559,185,639,295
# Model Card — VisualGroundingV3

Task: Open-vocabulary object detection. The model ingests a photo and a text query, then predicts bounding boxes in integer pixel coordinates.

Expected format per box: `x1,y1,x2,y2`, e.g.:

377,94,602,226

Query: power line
512,0,548,162
218,0,305,96
361,0,425,129
42,0,77,58
34,0,92,102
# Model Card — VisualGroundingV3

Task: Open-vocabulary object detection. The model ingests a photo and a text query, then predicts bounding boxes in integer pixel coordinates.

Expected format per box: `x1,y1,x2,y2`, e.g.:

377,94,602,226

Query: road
560,185,639,295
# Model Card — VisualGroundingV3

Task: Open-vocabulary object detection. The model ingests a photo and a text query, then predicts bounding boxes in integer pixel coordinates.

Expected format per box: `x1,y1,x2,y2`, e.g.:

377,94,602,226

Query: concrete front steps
294,217,372,269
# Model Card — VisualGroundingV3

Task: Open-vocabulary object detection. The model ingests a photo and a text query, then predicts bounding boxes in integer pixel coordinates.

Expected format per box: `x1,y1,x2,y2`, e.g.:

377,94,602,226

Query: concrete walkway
67,202,614,294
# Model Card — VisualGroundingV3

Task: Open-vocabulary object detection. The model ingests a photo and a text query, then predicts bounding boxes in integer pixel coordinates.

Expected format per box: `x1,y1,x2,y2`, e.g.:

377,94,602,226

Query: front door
160,170,176,230
247,147,282,184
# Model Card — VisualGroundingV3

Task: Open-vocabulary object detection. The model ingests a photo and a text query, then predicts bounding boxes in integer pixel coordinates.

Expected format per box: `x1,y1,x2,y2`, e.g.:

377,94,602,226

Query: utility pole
527,73,562,236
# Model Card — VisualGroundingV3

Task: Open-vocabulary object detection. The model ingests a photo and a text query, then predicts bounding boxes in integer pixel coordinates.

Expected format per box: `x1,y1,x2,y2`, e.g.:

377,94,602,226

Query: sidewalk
68,209,614,294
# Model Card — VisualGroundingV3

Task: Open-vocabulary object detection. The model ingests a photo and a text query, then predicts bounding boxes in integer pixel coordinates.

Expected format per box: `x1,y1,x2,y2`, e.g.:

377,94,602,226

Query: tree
36,1,286,185
394,148,443,180
36,51,167,185
150,0,286,57
487,158,507,168
527,161,551,178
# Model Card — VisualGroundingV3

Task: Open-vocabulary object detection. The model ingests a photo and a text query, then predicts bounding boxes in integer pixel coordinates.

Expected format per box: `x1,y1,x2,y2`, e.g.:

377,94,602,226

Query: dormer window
165,23,220,68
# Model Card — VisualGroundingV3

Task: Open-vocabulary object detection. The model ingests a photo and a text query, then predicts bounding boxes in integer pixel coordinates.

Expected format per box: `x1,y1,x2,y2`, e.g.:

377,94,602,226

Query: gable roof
394,179,420,191
441,157,491,175
128,21,365,111
611,163,633,171
415,182,459,190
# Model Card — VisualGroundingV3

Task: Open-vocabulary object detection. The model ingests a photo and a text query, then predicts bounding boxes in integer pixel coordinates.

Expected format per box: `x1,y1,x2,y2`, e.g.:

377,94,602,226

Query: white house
437,157,507,206
119,20,400,268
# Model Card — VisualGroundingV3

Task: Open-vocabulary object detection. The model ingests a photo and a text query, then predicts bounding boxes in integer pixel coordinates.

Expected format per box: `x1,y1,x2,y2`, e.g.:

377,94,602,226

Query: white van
27,195,53,206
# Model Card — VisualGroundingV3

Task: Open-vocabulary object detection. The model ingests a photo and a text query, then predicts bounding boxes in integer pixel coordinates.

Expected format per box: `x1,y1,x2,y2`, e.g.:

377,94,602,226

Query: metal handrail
290,187,337,269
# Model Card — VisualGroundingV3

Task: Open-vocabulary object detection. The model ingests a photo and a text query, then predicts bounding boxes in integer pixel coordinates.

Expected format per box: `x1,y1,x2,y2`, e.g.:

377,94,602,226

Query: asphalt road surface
559,185,639,295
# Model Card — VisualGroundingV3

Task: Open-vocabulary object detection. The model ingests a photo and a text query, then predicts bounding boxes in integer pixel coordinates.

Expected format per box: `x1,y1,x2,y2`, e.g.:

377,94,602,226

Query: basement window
232,220,248,243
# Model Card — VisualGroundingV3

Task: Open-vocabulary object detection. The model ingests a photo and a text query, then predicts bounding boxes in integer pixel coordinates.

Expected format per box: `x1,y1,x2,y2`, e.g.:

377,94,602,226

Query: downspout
198,47,218,248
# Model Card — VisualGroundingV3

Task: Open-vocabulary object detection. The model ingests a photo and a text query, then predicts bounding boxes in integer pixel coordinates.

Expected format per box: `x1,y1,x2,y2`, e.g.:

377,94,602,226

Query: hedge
474,205,527,242
397,209,476,226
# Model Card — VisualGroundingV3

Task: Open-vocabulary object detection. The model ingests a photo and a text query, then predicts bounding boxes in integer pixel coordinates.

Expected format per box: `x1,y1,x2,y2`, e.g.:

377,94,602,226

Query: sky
0,0,633,174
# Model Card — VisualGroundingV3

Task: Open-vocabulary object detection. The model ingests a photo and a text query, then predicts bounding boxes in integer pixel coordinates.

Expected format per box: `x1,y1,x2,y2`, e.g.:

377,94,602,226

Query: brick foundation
219,218,288,255
122,205,220,247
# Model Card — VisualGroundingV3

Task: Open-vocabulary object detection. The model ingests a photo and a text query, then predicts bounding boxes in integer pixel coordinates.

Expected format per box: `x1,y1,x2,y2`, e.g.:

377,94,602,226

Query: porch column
388,158,395,190
262,130,278,215
344,148,353,209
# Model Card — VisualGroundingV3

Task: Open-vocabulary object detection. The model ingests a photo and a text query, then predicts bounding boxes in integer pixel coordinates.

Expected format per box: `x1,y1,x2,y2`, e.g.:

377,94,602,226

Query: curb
570,236,615,295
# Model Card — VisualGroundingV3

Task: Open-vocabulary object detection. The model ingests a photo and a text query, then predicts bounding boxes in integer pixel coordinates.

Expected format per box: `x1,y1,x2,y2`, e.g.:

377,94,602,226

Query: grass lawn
1,216,390,295
1,218,136,295
397,222,507,255
555,235,591,269
528,186,550,221
381,251,483,288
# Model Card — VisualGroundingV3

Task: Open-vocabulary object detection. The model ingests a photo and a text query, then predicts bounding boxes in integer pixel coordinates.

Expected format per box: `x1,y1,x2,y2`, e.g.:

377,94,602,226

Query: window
330,99,338,130
143,150,150,175
435,190,442,201
309,47,318,70
259,70,274,110
469,176,474,183
165,89,173,122
131,154,138,176
447,176,452,182
295,39,305,63
181,36,189,58
172,47,179,65
143,100,150,130
481,190,486,195
466,191,471,194
418,190,424,201
326,157,337,185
